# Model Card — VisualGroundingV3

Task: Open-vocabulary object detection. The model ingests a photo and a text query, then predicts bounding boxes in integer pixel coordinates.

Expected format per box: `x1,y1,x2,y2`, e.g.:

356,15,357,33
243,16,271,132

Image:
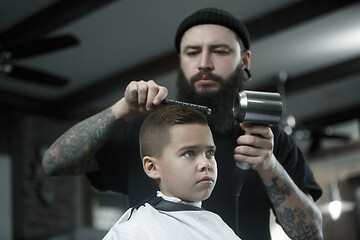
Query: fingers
234,153,267,170
129,89,138,101
145,81,168,108
237,122,274,150
240,123,273,139
234,145,273,171
125,80,168,112
234,123,274,170
234,145,271,162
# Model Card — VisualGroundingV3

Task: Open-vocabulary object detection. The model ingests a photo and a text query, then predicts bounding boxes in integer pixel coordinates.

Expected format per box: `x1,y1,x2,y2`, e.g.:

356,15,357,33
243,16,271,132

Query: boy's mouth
197,176,214,184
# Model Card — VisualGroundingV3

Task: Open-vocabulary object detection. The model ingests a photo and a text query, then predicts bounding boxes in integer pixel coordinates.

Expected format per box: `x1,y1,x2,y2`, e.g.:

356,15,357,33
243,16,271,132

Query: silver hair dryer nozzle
233,90,283,125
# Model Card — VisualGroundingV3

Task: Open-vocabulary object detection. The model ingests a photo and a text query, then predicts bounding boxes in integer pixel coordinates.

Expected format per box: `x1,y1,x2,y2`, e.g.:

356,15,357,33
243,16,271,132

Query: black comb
164,99,212,116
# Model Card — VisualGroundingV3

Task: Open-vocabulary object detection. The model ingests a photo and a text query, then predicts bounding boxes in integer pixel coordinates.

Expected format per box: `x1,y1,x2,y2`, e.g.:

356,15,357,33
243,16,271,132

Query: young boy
103,105,240,239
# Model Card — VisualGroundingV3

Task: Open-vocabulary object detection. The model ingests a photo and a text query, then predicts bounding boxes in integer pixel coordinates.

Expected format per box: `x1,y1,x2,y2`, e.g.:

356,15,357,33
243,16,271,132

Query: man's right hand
112,80,168,121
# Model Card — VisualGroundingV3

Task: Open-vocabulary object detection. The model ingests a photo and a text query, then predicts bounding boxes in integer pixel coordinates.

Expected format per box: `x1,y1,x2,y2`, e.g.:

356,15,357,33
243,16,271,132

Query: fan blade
5,35,79,59
8,65,68,87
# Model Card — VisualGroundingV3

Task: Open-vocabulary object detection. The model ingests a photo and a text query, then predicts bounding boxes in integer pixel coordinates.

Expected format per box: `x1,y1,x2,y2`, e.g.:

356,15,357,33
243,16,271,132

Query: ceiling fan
0,34,79,87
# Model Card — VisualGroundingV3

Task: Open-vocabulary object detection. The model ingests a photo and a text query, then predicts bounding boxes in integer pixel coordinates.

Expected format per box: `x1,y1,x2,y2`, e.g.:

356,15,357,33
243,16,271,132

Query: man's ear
143,156,160,180
242,50,251,69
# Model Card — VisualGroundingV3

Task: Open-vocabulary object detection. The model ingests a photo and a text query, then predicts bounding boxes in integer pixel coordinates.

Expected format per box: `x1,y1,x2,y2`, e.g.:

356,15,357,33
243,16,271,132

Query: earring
241,66,252,82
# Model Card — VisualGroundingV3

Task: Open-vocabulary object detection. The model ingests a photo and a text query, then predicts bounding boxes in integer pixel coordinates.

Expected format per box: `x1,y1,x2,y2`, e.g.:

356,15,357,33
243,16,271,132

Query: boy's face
156,123,217,202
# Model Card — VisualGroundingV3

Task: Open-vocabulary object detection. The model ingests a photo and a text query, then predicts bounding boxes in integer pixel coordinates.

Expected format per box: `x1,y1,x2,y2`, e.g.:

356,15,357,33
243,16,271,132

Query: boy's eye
183,151,195,157
206,149,216,158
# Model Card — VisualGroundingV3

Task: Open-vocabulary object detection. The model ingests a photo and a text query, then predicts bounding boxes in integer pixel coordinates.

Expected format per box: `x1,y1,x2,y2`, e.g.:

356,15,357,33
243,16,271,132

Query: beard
176,67,245,134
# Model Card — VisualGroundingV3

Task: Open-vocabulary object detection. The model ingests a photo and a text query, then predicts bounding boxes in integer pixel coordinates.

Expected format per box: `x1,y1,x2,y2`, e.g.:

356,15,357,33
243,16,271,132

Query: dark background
1,0,360,239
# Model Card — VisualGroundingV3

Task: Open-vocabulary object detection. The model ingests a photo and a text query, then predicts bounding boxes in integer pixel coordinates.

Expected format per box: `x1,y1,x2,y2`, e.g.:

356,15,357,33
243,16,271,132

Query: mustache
190,71,225,85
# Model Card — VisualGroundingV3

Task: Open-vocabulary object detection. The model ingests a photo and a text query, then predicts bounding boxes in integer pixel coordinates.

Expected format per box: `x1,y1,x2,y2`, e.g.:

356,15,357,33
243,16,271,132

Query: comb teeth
164,99,212,116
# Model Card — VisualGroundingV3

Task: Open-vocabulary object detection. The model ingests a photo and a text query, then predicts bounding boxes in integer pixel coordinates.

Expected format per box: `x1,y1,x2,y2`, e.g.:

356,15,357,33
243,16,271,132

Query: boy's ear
143,156,160,180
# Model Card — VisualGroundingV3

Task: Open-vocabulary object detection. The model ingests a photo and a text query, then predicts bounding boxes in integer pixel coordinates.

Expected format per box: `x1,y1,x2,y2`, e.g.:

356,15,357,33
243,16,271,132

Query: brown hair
139,105,208,159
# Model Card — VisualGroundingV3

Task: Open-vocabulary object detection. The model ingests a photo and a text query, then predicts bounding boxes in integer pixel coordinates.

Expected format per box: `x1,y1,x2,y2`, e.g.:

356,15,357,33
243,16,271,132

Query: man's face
156,124,217,202
179,24,242,94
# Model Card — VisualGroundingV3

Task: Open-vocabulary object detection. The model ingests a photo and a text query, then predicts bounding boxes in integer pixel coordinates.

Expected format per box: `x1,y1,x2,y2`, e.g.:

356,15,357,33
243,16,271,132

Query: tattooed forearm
265,177,291,207
260,161,323,239
42,108,126,176
263,161,298,208
277,208,318,240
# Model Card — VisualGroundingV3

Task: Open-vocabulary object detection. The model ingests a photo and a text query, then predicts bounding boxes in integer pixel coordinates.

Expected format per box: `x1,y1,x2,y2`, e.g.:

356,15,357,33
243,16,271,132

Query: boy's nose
199,158,211,171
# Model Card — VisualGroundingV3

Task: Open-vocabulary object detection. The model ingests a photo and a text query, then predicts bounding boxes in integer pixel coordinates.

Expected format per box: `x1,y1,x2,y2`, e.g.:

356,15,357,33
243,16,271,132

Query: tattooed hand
112,80,168,121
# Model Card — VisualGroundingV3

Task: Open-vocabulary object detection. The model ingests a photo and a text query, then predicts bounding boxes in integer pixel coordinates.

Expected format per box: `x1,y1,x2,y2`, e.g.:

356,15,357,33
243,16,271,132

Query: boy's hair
139,105,208,159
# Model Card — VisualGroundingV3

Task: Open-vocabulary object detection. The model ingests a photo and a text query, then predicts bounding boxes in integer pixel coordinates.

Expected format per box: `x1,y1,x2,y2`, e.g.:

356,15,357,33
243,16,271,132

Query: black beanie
175,8,251,52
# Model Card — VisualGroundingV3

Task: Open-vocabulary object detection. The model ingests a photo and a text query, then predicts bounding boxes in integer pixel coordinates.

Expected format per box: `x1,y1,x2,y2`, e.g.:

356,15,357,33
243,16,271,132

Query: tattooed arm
259,159,323,240
42,108,125,175
42,80,168,176
234,123,323,239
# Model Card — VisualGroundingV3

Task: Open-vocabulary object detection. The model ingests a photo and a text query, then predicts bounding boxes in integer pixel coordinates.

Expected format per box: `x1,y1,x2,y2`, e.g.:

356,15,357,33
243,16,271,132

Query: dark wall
1,105,80,239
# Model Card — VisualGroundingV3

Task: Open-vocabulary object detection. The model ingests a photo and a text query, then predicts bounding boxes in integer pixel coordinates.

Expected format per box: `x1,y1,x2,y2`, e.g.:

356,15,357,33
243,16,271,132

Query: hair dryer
233,90,283,170
232,90,283,235
232,90,283,194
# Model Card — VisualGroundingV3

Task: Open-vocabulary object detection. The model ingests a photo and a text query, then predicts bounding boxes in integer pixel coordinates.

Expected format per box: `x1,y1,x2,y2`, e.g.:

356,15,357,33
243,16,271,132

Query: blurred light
284,125,292,135
294,130,305,139
278,70,288,82
319,179,355,221
286,115,296,128
294,129,311,140
325,126,334,136
328,200,342,220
